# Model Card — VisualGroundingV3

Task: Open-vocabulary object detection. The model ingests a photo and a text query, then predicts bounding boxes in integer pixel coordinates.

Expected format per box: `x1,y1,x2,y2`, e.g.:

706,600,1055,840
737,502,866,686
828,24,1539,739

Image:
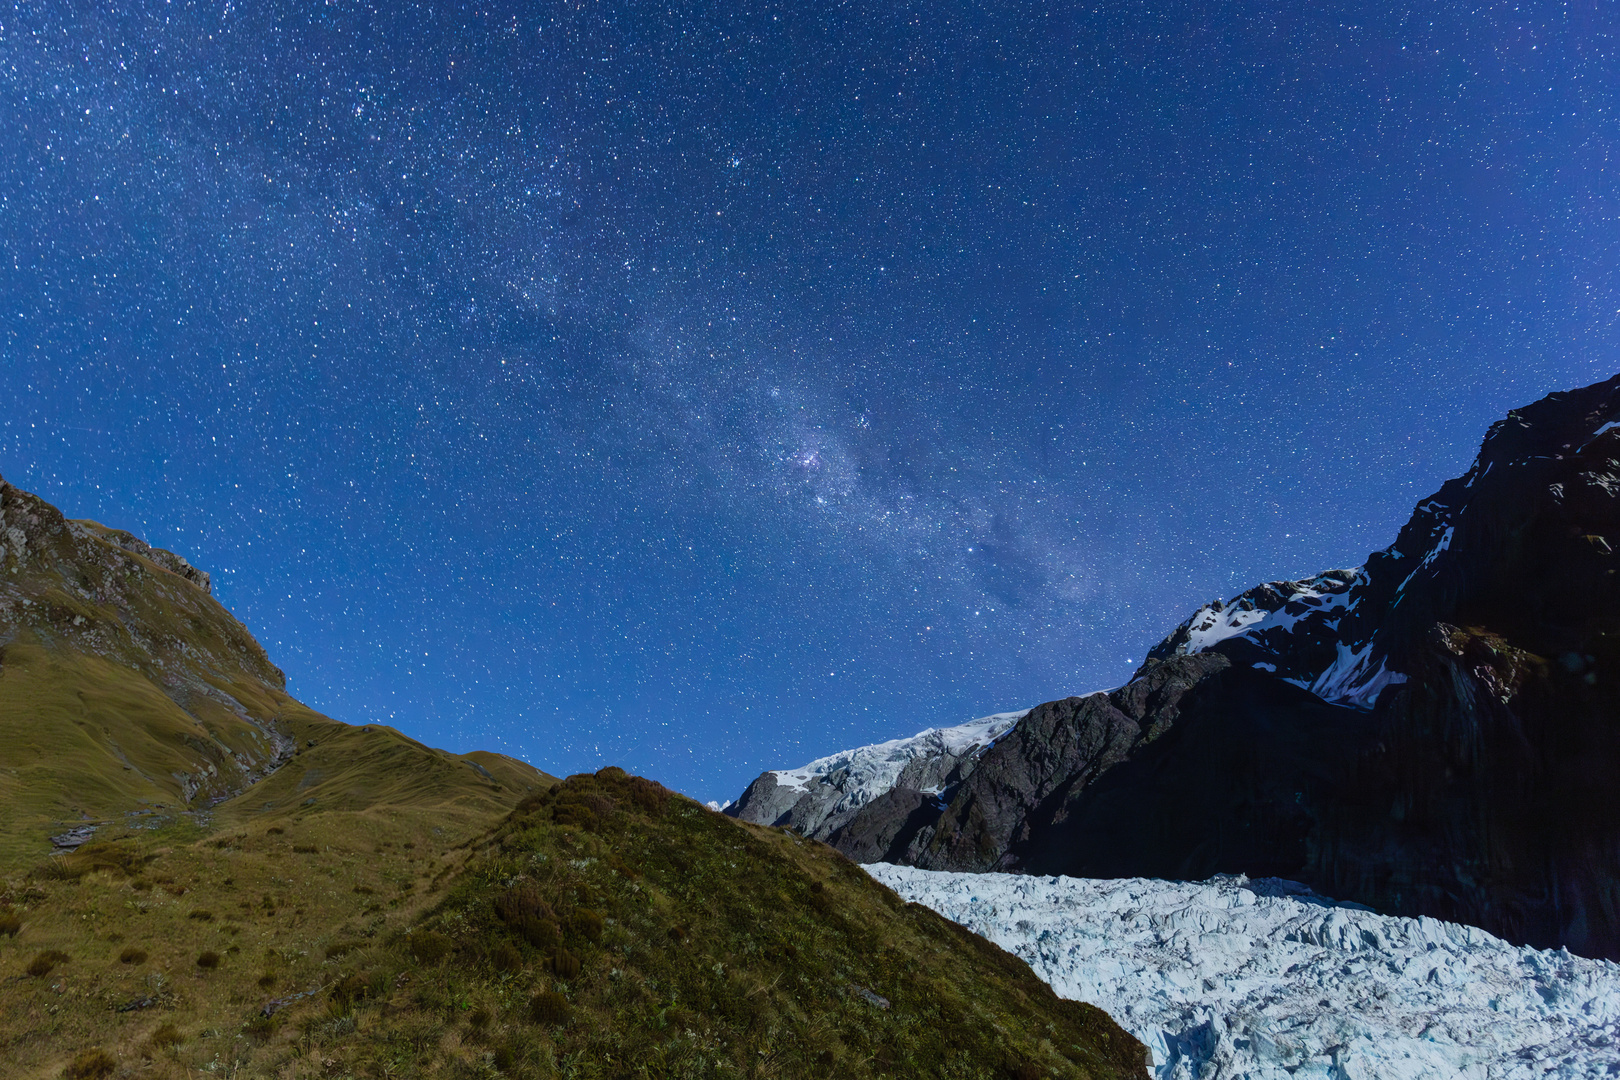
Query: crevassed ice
866,864,1620,1080
767,710,1029,797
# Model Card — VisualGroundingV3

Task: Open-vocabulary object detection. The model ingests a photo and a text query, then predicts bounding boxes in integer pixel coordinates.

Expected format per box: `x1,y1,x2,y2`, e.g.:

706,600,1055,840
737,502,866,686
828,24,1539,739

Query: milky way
2,2,1615,799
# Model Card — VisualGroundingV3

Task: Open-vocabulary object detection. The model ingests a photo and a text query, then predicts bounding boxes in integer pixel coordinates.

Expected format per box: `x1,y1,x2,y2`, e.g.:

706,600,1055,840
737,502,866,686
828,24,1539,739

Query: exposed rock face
749,374,1620,960
0,474,299,854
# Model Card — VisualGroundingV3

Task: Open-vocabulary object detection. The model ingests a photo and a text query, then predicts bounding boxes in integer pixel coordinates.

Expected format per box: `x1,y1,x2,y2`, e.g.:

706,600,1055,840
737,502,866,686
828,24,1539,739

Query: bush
569,908,604,943
627,775,671,813
188,909,214,921
495,884,560,949
27,950,69,977
331,973,371,1007
530,990,571,1026
149,1023,184,1049
548,949,581,980
266,826,285,835
61,1048,116,1080
196,950,221,970
292,844,319,854
0,907,20,936
408,931,452,965
257,972,276,989
119,947,148,964
491,941,523,972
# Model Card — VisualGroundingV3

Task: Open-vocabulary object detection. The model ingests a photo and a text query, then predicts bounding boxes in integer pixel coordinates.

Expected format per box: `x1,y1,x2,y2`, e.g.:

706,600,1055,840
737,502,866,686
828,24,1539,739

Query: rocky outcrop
0,474,299,851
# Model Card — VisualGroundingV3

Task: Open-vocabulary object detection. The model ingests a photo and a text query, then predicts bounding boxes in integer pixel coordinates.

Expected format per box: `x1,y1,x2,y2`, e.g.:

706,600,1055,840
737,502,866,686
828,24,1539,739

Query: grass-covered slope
250,768,1148,1080
0,768,1147,1080
0,473,299,866
0,760,550,1080
0,472,552,870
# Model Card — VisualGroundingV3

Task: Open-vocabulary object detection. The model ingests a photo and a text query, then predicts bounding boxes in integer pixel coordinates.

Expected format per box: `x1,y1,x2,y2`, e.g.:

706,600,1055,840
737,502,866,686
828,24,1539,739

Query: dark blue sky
3,0,1615,801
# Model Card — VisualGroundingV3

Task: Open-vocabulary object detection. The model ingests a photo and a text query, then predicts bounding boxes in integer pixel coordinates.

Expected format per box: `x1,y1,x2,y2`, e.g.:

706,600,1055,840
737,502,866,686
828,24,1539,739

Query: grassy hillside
0,475,1149,1078
1,769,1146,1080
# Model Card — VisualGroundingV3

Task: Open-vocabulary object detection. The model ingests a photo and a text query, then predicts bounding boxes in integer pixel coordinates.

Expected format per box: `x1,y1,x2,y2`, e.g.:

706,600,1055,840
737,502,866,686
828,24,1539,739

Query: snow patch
1307,640,1408,709
866,864,1620,1080
768,710,1029,801
1177,573,1357,656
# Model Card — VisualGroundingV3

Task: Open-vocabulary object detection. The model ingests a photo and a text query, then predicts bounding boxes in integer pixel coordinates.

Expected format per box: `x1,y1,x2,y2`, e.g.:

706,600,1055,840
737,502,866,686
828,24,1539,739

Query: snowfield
766,709,1028,798
866,864,1620,1079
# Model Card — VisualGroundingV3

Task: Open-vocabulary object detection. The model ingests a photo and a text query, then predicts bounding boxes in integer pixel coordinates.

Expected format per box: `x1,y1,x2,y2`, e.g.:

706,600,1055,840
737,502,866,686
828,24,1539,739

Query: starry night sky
3,1,1616,801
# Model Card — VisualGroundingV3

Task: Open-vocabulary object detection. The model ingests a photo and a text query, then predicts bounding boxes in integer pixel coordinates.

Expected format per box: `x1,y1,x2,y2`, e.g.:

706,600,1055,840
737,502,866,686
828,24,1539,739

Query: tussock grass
27,948,69,977
61,1048,116,1079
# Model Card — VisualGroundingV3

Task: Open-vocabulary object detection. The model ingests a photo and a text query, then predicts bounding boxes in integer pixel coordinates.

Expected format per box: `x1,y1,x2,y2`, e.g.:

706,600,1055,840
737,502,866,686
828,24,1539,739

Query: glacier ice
866,864,1620,1079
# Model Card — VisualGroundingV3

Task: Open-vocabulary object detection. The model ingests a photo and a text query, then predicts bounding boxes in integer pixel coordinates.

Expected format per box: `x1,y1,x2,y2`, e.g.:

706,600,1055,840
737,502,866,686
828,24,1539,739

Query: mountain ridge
733,373,1620,960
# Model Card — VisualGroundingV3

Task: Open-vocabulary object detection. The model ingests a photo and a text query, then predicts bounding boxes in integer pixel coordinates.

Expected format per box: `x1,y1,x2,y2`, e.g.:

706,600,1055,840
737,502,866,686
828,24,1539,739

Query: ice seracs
868,864,1620,1080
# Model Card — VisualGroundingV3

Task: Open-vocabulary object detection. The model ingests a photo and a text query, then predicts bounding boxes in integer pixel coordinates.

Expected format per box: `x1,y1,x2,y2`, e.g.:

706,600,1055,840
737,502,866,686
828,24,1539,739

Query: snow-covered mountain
726,710,1028,841
870,865,1620,1080
731,373,1620,961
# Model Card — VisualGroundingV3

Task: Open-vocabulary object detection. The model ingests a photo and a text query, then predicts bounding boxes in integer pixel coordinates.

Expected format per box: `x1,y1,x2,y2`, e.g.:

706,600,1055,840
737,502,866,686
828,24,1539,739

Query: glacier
866,864,1620,1079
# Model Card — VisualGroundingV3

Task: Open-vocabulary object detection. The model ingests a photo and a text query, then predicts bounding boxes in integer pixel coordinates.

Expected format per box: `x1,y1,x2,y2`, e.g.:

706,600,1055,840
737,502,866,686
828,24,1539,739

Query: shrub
352,884,374,895
530,990,571,1026
266,826,285,835
257,972,276,989
491,941,523,972
119,947,148,964
548,949,581,980
196,950,221,970
188,909,214,921
0,908,19,936
61,1048,116,1080
325,940,361,959
331,973,371,1007
292,844,319,854
495,884,560,948
569,908,604,943
130,878,152,892
149,1023,184,1049
468,1005,492,1030
408,931,452,965
26,950,68,977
